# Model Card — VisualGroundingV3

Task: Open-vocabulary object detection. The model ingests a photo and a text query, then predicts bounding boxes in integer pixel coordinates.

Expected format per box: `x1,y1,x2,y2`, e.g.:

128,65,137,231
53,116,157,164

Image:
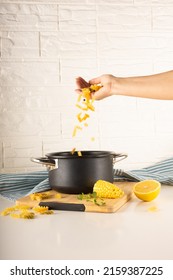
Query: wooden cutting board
16,182,136,213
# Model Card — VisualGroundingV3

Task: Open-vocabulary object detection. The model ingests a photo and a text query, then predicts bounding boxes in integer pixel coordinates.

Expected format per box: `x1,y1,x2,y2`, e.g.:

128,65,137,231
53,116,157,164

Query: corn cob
93,180,124,199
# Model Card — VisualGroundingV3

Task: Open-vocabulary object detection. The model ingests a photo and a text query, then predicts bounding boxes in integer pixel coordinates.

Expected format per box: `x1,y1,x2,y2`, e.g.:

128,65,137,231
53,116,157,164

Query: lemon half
133,180,161,202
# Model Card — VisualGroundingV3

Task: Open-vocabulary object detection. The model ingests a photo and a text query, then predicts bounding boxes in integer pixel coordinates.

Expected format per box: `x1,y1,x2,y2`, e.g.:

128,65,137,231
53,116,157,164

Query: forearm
114,70,173,100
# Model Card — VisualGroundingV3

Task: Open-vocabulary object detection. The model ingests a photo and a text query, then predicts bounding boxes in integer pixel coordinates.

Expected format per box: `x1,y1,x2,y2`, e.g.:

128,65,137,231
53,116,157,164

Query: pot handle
31,157,57,170
112,153,128,164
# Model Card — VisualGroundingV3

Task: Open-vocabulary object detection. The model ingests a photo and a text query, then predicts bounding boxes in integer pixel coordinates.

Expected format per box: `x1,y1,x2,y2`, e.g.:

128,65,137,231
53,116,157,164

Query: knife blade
39,201,85,212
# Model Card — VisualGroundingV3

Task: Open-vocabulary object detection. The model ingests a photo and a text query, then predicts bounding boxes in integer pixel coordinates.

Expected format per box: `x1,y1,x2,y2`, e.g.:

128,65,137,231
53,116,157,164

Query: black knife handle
39,201,85,212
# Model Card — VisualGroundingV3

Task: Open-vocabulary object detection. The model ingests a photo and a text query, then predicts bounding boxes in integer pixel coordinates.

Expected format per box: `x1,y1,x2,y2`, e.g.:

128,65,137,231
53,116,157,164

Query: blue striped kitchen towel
0,157,173,201
0,171,50,201
114,156,173,184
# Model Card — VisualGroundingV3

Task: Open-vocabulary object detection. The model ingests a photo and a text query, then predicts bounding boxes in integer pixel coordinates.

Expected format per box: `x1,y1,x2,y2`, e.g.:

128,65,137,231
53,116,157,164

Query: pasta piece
72,125,82,137
77,151,82,157
84,102,95,111
15,205,31,210
11,211,35,219
71,147,76,154
30,192,50,201
32,206,54,215
77,113,90,122
81,88,91,102
75,104,88,111
77,94,82,102
90,84,102,92
33,206,49,213
72,84,101,154
41,210,54,215
10,213,21,219
1,202,54,220
55,193,62,199
0,206,16,216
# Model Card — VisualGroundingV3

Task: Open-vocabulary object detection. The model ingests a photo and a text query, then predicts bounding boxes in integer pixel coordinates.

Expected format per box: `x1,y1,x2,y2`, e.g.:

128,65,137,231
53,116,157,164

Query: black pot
31,150,127,194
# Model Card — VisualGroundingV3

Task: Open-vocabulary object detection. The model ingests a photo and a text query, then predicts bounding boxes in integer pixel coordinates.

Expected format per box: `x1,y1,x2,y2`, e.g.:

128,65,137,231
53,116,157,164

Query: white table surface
0,184,173,260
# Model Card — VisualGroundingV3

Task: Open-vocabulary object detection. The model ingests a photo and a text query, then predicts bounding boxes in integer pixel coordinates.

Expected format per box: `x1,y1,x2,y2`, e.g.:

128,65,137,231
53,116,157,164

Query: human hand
75,74,116,100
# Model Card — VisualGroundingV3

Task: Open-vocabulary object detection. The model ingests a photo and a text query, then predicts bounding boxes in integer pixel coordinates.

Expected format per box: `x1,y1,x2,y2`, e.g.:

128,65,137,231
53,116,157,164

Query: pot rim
31,151,128,168
46,150,124,159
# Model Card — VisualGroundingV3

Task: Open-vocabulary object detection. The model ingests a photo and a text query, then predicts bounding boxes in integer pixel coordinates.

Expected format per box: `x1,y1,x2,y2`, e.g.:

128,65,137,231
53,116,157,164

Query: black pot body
47,151,114,194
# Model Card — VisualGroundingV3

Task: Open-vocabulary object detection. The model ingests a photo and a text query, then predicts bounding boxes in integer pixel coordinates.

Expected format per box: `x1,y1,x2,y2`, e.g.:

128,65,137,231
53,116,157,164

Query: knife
39,201,85,212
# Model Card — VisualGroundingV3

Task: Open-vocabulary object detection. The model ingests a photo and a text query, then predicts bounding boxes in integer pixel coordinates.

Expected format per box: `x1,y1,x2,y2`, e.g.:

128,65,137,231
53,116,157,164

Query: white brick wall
1,0,173,173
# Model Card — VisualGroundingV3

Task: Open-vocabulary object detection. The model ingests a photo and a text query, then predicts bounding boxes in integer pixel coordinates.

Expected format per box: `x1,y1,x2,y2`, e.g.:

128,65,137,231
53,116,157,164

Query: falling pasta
72,83,102,155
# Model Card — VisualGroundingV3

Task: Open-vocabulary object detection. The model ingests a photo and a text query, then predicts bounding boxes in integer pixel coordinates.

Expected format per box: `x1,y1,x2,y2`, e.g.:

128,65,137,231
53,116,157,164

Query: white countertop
0,184,173,260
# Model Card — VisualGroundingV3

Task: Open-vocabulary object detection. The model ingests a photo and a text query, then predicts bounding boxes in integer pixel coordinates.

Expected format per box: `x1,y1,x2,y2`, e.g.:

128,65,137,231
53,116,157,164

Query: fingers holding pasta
89,74,115,100
75,74,117,100
75,77,90,94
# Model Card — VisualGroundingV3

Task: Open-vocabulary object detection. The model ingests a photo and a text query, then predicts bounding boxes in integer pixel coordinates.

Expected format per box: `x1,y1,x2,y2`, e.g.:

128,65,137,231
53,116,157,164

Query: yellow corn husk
93,180,124,199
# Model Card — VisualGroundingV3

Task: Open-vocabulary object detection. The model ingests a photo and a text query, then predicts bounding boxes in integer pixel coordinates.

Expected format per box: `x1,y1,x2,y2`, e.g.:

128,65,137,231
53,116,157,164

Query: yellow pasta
30,192,50,201
55,193,62,199
1,199,55,220
10,211,35,219
10,213,21,219
77,151,82,157
75,103,88,111
72,84,102,156
90,84,102,92
77,112,90,122
33,206,48,213
72,125,82,137
41,210,54,215
71,147,76,154
83,102,95,112
15,205,31,210
32,206,54,215
0,206,16,216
